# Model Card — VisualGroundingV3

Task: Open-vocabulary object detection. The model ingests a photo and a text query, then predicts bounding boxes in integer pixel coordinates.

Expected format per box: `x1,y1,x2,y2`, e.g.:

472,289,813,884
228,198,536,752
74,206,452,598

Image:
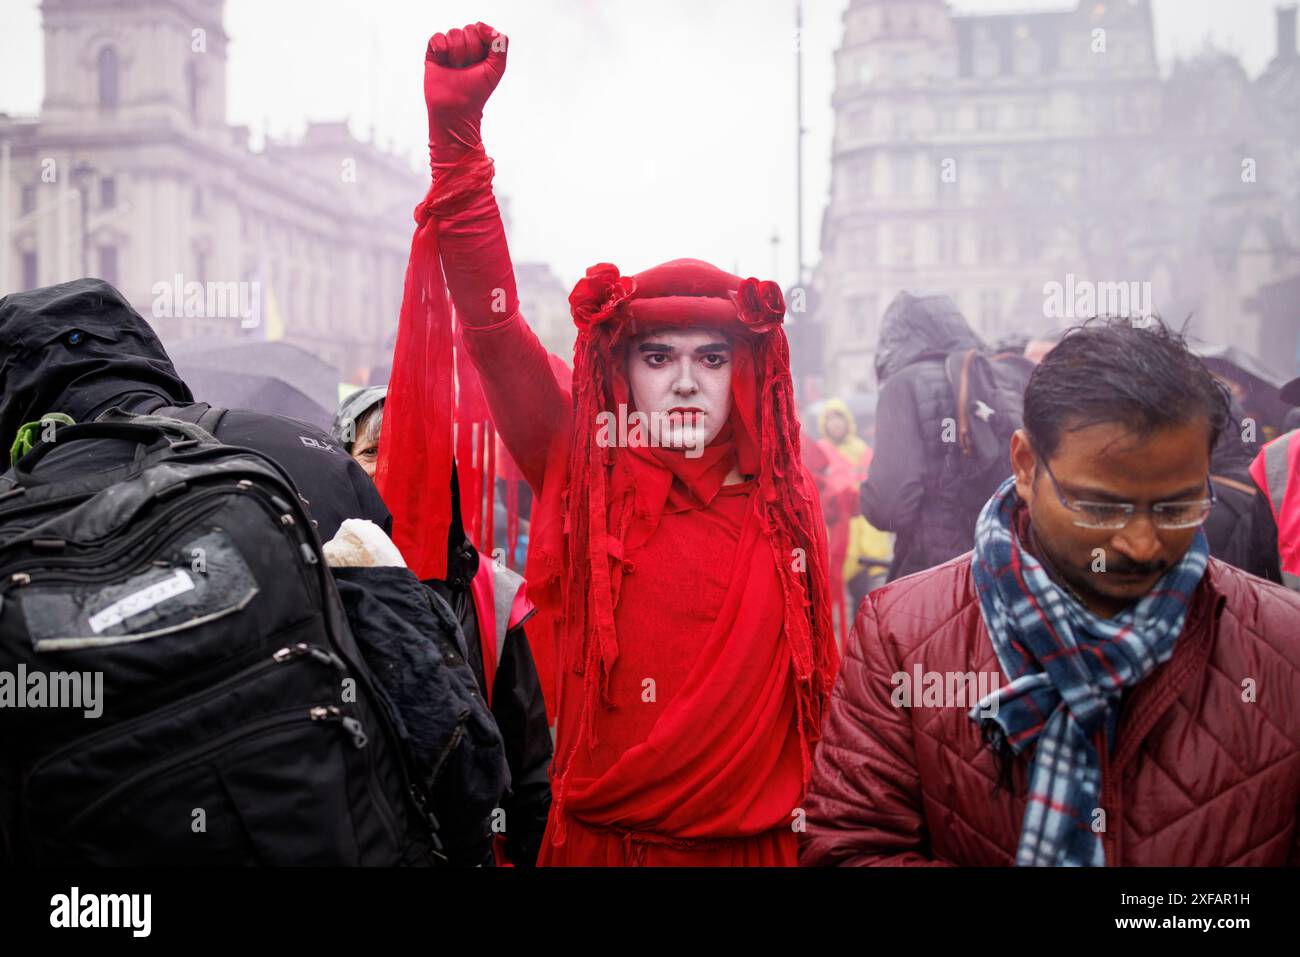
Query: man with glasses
801,316,1300,866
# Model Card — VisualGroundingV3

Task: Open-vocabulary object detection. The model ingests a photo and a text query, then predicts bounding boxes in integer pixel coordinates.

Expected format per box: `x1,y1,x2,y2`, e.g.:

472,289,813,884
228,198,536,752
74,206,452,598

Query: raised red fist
424,22,508,166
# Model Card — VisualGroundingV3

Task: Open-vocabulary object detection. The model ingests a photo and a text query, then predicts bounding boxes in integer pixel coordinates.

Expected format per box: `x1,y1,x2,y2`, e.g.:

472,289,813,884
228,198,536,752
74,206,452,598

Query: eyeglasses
1036,454,1216,531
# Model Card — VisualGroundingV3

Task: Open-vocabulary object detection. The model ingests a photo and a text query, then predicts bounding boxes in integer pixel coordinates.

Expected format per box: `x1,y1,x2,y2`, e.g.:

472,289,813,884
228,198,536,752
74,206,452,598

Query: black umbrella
167,338,339,432
1193,343,1290,435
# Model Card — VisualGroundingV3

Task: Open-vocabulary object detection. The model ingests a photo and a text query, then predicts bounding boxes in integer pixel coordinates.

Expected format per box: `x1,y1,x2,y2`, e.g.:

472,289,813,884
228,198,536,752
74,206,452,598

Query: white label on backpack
87,569,195,634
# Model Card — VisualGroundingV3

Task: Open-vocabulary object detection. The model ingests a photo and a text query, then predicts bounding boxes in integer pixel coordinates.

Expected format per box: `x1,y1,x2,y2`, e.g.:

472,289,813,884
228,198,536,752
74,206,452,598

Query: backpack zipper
23,643,344,782
61,704,358,832
5,448,417,857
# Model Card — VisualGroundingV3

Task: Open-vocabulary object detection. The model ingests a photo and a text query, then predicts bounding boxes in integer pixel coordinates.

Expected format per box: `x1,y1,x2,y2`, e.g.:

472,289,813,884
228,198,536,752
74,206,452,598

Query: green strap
8,413,76,464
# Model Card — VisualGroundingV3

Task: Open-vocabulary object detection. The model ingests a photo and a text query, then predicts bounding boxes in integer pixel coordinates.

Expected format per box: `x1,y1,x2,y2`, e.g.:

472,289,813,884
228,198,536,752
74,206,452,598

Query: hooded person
817,399,871,474
859,291,986,581
331,386,553,866
815,399,873,640
0,279,389,542
332,384,389,479
0,279,512,866
388,22,839,866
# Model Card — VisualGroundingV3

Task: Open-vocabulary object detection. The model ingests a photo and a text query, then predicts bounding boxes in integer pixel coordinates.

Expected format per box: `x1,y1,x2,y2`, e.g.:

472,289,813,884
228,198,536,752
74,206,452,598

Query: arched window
97,46,119,109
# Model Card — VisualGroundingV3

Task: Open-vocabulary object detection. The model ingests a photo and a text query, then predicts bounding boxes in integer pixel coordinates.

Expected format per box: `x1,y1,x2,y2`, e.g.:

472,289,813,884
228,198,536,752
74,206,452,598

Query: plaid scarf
969,477,1208,866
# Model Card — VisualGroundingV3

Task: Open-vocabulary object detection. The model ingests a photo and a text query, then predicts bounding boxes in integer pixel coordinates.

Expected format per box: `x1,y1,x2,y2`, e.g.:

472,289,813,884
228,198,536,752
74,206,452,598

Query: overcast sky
0,0,1289,286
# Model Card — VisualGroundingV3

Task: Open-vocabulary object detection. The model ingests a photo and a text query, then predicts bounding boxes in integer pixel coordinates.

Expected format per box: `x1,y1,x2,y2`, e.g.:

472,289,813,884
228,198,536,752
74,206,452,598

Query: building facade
813,0,1300,395
0,0,574,384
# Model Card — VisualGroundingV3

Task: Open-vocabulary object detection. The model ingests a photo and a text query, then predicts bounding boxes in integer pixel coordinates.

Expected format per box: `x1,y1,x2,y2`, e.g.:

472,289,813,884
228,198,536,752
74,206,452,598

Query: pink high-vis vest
1249,429,1300,591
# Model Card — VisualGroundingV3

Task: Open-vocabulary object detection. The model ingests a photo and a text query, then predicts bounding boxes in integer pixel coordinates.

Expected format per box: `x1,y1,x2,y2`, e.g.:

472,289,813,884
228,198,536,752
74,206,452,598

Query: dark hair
1023,316,1232,460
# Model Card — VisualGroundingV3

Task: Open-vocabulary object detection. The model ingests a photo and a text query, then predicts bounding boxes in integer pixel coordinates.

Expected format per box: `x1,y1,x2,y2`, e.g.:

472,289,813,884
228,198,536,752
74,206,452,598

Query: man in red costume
402,22,838,866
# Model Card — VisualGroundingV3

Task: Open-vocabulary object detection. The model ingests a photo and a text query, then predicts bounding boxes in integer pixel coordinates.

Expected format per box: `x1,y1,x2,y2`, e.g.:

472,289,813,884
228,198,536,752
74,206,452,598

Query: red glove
424,22,508,171
382,22,516,582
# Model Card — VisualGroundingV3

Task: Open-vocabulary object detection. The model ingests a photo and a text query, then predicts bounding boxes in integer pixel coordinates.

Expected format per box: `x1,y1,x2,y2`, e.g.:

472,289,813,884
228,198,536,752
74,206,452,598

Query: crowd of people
1,22,1298,868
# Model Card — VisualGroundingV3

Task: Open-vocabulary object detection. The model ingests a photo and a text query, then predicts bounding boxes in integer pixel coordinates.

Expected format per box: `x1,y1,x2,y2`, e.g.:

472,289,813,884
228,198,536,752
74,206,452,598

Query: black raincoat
1207,399,1277,579
860,291,986,581
0,279,387,541
331,391,553,866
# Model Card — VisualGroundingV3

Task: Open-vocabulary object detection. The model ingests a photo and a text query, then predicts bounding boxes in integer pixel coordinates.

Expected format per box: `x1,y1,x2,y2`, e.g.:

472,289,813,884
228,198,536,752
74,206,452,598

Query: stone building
813,0,1300,394
0,0,573,384
515,261,575,362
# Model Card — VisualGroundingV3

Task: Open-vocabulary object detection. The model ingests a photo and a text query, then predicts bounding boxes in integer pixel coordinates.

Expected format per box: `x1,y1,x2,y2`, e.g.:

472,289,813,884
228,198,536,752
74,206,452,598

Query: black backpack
0,413,444,865
944,349,1035,515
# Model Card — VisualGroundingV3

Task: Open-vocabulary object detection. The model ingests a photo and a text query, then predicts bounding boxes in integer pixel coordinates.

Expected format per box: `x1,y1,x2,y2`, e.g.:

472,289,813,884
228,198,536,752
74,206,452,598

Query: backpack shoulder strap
1210,474,1258,498
955,349,977,458
153,402,229,438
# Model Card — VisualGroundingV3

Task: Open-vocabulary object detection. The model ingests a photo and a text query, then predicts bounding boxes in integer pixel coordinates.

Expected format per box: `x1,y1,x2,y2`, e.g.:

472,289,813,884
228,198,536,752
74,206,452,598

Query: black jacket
0,279,388,542
426,469,552,867
860,292,985,582
327,381,553,867
0,279,511,862
333,565,509,867
1204,401,1274,578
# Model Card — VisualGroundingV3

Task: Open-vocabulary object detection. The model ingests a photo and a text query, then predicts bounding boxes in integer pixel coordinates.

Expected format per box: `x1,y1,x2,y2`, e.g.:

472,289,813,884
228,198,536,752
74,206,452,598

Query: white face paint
625,328,733,452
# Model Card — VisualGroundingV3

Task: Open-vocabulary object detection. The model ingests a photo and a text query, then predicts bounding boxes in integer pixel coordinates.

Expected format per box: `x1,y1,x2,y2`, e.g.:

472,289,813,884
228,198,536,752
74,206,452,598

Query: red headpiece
554,257,836,822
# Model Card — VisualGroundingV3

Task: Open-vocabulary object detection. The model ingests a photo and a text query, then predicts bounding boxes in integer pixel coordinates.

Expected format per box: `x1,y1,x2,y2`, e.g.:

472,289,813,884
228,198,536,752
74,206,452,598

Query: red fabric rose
569,263,636,331
733,278,785,334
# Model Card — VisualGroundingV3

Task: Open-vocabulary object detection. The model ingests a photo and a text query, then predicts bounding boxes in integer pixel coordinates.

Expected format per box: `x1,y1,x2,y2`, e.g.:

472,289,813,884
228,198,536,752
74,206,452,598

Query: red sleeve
436,167,568,491
460,311,567,494
799,595,950,866
436,177,518,328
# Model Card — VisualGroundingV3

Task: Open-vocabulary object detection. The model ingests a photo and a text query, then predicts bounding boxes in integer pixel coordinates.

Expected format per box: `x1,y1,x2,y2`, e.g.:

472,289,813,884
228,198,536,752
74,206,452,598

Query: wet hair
1023,316,1232,461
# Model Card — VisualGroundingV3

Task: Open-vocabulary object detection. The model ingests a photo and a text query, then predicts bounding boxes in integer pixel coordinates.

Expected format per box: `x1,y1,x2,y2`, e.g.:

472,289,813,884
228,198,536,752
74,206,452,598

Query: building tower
40,0,229,136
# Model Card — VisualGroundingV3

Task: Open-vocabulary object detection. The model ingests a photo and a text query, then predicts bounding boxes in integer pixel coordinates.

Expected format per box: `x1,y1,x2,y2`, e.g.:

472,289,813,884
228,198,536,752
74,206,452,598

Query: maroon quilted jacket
800,554,1300,866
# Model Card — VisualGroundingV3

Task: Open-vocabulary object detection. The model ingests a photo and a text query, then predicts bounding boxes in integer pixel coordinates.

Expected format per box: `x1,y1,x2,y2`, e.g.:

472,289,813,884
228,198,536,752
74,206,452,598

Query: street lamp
71,161,95,277
795,0,805,287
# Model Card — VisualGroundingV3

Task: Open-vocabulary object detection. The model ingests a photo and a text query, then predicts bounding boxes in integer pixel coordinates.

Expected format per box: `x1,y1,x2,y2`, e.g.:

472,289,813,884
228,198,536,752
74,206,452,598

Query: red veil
379,145,837,861
536,259,839,856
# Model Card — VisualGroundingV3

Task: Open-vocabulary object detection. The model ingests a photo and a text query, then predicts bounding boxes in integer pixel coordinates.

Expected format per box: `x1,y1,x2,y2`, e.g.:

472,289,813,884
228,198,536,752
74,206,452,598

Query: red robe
393,150,836,866
462,311,819,865
816,437,873,642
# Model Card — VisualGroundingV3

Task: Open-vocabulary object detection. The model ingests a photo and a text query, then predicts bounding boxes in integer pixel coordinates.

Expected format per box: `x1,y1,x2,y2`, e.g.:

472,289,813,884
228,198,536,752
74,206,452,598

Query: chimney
1279,5,1298,60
